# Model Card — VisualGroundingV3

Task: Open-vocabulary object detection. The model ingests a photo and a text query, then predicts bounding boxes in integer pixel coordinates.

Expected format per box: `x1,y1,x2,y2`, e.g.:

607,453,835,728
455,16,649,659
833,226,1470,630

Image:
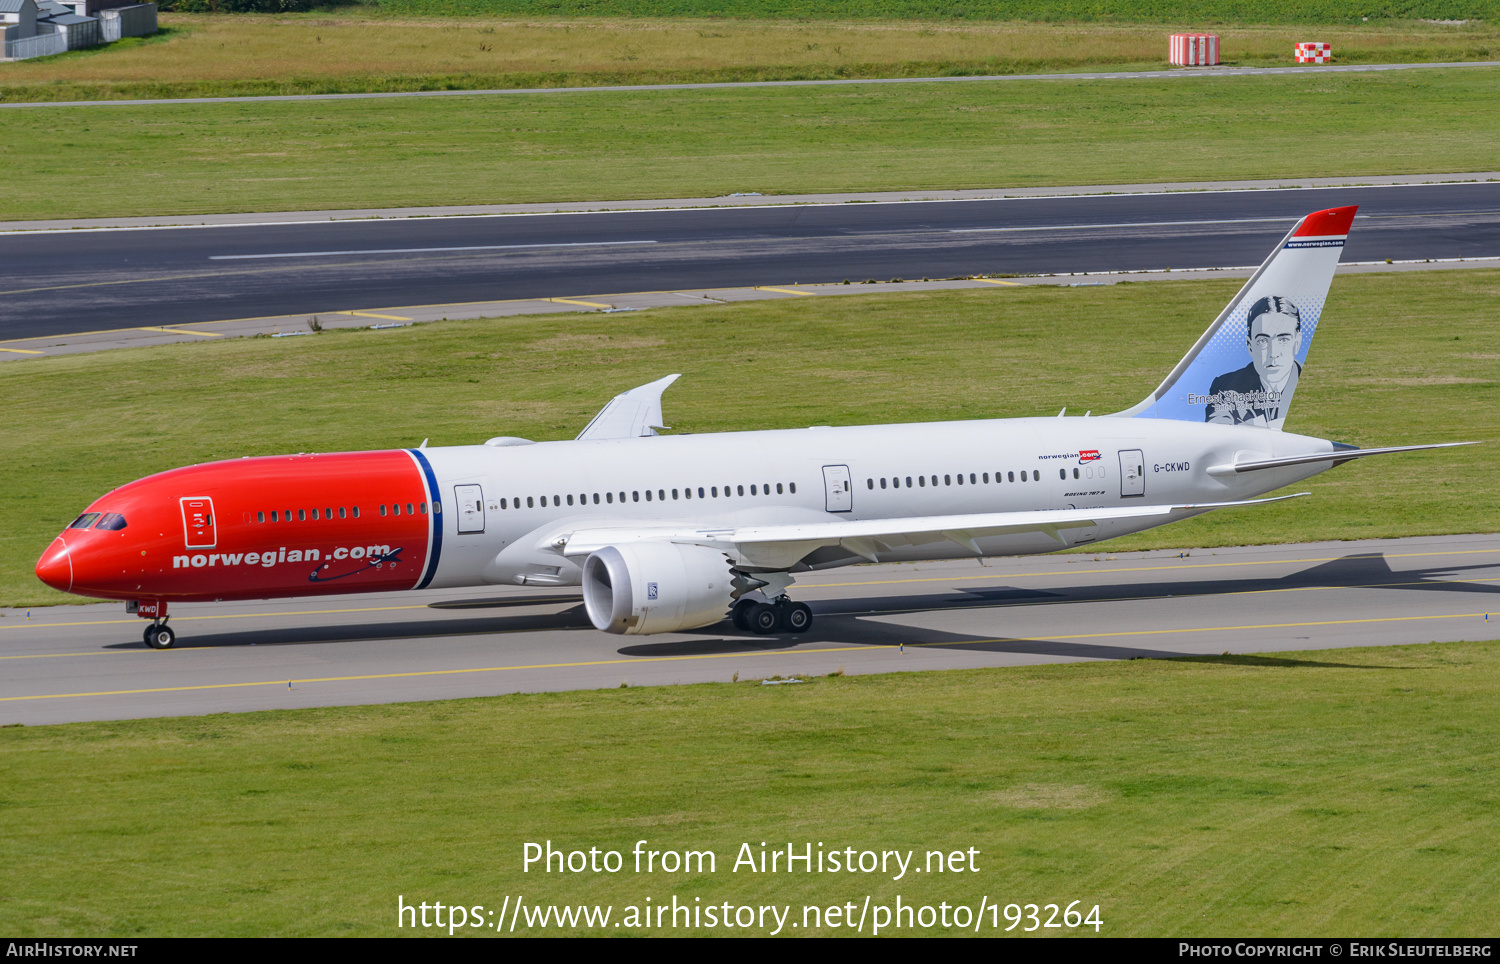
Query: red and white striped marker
1170,33,1220,66
1295,42,1333,64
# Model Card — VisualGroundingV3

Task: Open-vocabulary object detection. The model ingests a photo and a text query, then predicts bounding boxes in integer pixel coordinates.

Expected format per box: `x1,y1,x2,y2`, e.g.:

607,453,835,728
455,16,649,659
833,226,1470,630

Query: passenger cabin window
257,511,266,523
380,505,387,517
68,513,100,530
298,509,306,521
353,506,360,518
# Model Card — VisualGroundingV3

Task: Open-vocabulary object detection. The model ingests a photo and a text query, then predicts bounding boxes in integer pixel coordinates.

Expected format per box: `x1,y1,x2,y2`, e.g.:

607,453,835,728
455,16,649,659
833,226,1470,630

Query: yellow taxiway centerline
549,297,615,308
756,286,815,296
3,609,1495,703
344,311,413,322
135,326,223,337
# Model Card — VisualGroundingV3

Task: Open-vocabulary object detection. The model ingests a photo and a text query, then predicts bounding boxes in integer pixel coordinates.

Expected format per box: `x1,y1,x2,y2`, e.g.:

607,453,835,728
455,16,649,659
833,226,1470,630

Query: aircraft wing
555,493,1306,570
575,374,681,441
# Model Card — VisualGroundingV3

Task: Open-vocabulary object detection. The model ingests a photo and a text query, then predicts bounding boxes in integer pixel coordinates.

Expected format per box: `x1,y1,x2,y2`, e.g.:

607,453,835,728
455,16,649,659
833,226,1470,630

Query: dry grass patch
1,15,1497,99
992,783,1109,809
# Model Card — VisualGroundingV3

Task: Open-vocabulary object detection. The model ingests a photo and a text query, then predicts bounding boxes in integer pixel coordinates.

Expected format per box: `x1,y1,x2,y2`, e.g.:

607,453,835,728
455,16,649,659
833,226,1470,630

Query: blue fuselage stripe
410,449,443,589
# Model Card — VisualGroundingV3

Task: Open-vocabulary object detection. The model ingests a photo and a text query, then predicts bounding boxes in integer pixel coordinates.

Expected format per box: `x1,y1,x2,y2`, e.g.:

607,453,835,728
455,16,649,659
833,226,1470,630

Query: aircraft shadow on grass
107,552,1494,660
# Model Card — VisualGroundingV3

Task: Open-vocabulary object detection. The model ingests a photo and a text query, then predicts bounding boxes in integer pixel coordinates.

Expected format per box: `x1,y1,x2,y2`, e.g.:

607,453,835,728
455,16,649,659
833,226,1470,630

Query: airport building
1,0,155,60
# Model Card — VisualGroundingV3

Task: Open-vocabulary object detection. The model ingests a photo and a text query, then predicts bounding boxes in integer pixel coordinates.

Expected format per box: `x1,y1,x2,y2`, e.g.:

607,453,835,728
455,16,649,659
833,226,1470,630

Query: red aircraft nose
36,537,73,593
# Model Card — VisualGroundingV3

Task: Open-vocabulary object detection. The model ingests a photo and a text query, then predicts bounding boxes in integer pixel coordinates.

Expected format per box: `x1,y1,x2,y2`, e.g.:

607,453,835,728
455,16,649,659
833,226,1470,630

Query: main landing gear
731,596,813,636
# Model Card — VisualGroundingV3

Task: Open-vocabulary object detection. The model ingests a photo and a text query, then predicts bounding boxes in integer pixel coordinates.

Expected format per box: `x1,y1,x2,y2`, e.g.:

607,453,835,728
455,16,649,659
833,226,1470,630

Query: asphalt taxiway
3,180,1498,345
3,533,1497,726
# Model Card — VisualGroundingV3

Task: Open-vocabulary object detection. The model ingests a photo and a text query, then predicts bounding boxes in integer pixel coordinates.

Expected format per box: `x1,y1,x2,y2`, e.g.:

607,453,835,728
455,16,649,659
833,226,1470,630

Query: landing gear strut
731,596,813,636
131,599,175,649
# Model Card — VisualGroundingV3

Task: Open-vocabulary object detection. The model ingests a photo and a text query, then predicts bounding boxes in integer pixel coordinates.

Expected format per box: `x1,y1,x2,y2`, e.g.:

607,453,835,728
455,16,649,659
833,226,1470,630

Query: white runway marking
209,240,657,260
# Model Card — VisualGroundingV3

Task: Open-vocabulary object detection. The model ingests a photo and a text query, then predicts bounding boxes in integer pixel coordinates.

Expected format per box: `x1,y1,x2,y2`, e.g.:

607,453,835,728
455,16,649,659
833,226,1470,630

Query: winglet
576,374,682,441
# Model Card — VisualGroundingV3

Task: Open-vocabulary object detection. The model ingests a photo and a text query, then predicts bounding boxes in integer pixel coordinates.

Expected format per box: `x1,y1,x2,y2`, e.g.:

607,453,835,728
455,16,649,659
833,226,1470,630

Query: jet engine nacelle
581,542,734,635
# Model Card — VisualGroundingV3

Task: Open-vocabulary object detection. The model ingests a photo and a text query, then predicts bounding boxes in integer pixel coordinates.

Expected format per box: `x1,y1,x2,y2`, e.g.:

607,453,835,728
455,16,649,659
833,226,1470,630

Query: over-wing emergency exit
36,206,1475,648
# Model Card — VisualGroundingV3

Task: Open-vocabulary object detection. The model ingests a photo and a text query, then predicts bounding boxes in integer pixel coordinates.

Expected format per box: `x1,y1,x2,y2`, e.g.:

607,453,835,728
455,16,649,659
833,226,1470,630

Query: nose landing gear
130,600,175,649
143,619,176,650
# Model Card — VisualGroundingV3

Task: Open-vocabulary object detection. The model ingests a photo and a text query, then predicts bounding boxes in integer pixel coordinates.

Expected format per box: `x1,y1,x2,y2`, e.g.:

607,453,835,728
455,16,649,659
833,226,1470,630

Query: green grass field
4,14,1496,103
3,269,1495,608
2,640,1497,935
3,67,1499,221
344,0,1500,23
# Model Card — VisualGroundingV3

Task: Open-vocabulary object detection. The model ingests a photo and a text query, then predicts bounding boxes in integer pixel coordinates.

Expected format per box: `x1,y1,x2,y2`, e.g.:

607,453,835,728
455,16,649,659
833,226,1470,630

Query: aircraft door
1119,450,1145,498
180,497,216,549
454,484,485,534
822,465,853,512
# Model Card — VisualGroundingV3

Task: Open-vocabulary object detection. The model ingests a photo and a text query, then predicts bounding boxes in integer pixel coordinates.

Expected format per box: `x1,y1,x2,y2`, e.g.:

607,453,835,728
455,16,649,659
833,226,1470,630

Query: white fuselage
416,416,1335,589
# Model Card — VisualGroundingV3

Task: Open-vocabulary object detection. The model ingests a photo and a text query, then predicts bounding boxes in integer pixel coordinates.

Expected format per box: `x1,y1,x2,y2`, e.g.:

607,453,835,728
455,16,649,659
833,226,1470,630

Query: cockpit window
68,513,101,530
95,513,128,531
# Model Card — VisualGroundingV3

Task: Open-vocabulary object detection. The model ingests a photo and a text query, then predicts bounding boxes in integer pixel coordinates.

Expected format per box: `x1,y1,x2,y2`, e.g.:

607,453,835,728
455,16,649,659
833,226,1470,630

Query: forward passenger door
454,484,485,534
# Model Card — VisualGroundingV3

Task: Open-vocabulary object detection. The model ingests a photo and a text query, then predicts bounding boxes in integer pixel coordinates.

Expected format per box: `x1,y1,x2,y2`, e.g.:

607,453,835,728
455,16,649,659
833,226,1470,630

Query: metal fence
3,31,66,60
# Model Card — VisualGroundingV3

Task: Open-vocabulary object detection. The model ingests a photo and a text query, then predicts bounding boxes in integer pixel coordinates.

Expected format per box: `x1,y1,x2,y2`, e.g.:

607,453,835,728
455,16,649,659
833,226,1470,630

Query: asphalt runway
4,533,1497,726
4,181,1498,339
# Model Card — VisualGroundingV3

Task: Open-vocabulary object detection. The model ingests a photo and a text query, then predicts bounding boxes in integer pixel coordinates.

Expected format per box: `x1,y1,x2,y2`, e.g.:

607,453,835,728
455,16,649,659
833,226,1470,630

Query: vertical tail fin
1114,205,1356,430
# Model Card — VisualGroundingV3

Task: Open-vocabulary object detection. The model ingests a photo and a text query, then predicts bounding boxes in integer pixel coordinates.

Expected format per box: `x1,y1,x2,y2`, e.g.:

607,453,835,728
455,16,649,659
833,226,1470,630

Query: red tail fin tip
1293,205,1358,238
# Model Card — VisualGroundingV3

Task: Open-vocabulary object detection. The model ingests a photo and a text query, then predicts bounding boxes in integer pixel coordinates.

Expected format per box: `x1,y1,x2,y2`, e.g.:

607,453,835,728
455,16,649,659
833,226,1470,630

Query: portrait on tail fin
1203,295,1303,429
1114,204,1356,430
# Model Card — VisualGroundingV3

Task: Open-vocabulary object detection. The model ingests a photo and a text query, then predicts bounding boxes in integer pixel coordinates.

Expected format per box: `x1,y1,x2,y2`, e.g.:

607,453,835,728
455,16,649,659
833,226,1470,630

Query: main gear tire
779,601,813,634
747,603,780,635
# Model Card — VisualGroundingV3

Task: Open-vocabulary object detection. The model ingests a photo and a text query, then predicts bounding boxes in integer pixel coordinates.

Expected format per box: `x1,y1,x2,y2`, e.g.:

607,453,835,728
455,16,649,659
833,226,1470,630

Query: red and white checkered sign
1295,42,1332,63
1170,33,1220,66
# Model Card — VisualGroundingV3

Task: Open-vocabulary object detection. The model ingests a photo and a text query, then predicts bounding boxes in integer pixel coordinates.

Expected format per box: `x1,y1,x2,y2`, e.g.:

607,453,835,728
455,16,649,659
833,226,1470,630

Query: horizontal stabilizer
1206,441,1479,477
576,374,681,441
